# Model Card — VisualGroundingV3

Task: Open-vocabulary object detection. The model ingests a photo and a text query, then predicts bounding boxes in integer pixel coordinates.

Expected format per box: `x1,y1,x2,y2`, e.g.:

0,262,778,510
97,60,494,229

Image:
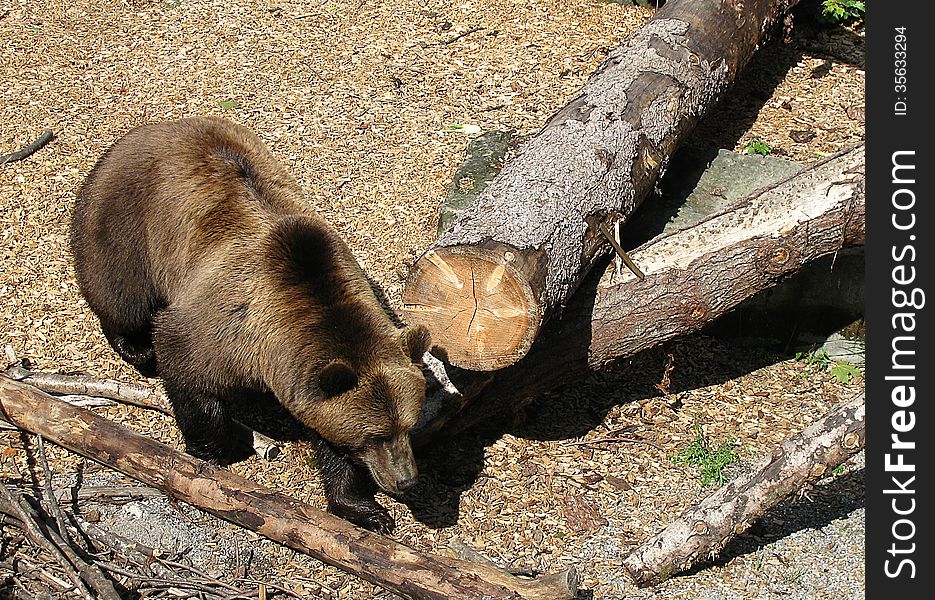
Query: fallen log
0,377,577,600
416,145,865,443
403,0,802,370
2,363,281,461
622,391,865,586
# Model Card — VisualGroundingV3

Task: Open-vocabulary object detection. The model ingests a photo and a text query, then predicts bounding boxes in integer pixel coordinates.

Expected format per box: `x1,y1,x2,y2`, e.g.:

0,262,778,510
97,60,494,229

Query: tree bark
622,392,865,586
415,145,864,443
0,377,577,600
402,0,802,371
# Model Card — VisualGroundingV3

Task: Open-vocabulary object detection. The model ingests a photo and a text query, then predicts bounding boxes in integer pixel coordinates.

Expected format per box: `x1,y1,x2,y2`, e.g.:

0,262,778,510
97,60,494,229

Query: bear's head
309,324,431,494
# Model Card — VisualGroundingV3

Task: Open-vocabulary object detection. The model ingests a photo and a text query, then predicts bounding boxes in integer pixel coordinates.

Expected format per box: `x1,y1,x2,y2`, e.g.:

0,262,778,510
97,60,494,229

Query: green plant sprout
671,425,740,486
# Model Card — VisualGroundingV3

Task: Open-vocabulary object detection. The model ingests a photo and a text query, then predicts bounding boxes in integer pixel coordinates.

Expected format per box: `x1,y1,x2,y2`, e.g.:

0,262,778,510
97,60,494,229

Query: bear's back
73,117,313,303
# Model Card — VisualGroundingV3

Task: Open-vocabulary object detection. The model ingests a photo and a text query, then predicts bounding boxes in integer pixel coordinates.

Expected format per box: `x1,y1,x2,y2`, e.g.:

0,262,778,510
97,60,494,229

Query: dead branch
3,363,170,413
54,485,165,504
0,130,54,166
622,392,865,586
443,25,485,45
0,480,117,600
0,376,578,600
0,556,74,594
36,436,86,564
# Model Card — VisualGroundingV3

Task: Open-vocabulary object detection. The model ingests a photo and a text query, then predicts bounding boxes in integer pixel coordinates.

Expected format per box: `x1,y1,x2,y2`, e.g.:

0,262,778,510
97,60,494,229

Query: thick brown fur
71,116,431,532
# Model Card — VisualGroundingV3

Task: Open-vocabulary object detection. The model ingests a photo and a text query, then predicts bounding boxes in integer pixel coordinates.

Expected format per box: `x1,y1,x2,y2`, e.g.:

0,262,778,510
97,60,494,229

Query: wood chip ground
1,1,864,598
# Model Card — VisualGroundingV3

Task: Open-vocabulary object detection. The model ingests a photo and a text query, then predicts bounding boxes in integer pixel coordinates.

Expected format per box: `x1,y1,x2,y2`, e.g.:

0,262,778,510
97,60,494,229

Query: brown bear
70,116,431,532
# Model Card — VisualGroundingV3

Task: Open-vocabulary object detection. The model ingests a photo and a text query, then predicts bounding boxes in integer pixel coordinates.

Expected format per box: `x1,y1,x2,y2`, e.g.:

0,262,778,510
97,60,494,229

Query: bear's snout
396,474,418,493
359,434,418,496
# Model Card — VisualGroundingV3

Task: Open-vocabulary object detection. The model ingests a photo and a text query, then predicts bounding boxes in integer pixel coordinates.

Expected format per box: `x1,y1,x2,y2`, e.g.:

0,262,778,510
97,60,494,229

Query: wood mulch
1,1,864,598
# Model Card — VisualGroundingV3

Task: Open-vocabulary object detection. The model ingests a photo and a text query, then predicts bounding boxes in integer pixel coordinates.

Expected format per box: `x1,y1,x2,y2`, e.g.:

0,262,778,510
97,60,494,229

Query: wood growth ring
402,247,539,370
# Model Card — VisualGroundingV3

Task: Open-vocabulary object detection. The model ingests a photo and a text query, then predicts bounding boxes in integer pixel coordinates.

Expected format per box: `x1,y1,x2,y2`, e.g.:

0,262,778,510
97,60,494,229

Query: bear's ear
399,325,432,364
318,359,358,397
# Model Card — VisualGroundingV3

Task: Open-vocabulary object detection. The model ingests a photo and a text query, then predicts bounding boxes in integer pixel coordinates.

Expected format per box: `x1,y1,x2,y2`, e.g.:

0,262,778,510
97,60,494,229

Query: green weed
830,362,862,384
795,349,863,384
671,426,740,486
820,0,865,24
745,137,772,156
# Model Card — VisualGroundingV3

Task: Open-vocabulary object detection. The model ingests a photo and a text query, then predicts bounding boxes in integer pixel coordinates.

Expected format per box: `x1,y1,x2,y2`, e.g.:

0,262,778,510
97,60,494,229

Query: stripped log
0,377,577,600
416,145,865,443
622,392,865,586
2,363,281,461
402,0,802,370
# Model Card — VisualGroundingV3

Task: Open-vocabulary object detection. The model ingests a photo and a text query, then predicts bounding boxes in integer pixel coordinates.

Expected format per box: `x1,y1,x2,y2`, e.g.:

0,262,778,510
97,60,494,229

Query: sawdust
1,1,864,598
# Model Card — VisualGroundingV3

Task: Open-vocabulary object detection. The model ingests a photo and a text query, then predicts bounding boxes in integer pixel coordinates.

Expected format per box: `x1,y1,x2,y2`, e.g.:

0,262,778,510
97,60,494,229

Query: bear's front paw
330,500,395,534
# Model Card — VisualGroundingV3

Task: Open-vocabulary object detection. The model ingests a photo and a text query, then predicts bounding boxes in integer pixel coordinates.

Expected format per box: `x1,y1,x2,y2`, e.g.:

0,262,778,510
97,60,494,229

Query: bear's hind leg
103,327,158,377
162,377,247,465
311,434,394,533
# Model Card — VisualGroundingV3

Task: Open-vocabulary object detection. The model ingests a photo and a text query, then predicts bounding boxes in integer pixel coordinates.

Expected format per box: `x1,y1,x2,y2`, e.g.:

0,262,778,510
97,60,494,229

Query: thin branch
444,25,484,45
568,435,663,450
0,482,94,599
55,485,165,504
37,436,84,554
0,130,55,166
4,363,281,460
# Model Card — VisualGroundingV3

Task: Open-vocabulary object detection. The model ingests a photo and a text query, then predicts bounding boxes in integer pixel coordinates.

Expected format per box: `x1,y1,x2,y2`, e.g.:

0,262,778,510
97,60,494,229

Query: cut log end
402,245,540,370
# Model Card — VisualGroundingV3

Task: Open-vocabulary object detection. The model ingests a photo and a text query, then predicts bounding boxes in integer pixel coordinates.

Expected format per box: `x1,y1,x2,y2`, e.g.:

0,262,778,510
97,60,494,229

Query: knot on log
758,243,800,276
770,246,790,265
732,521,751,535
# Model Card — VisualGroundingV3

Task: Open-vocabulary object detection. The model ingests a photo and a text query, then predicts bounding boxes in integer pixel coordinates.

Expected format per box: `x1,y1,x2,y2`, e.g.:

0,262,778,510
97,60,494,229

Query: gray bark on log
403,0,802,371
415,145,864,443
0,377,578,600
622,392,865,586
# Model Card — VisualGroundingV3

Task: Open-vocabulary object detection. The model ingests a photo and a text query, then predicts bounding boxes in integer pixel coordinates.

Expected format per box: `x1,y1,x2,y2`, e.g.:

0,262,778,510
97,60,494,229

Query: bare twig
36,436,84,555
0,130,54,166
54,485,165,504
568,435,663,450
3,473,286,599
443,25,484,45
0,557,73,592
0,481,95,599
598,221,645,280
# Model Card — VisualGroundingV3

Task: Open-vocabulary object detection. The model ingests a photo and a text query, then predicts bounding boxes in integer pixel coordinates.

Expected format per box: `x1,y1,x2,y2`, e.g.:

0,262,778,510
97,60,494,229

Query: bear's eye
370,435,390,447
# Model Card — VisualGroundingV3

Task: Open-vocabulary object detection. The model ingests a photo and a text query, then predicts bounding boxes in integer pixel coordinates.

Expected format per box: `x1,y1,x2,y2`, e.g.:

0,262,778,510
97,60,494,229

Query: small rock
845,105,865,122
790,130,817,143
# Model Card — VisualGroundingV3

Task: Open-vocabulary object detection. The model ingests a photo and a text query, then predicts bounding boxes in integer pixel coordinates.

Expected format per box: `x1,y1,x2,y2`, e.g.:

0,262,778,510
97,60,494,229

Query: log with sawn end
402,0,803,371
415,145,865,444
